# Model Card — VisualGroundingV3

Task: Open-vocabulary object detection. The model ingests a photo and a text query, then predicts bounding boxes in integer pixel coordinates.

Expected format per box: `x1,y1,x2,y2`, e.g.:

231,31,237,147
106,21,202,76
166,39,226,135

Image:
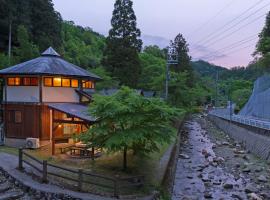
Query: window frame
7,77,38,86
7,110,22,124
43,77,79,88
82,80,95,89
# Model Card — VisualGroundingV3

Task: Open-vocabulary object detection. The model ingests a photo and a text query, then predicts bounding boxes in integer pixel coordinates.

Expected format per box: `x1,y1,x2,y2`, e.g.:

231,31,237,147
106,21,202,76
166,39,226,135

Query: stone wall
208,115,270,161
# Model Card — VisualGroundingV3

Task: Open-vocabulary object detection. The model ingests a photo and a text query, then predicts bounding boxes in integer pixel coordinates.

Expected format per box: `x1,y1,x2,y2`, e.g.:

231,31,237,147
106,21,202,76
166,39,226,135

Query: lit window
53,77,62,87
7,78,15,86
7,77,21,86
30,78,38,86
44,77,52,86
23,78,31,85
71,79,78,88
15,111,22,123
82,80,94,89
62,79,70,87
14,78,20,85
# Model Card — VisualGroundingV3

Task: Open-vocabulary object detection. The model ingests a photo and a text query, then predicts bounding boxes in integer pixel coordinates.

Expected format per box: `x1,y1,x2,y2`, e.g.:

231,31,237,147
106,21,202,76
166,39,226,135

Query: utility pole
215,69,219,107
8,21,12,64
165,47,178,100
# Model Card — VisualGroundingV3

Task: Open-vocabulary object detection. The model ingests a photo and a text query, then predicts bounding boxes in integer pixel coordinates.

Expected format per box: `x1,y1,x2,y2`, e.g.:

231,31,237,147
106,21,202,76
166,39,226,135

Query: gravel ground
172,115,270,200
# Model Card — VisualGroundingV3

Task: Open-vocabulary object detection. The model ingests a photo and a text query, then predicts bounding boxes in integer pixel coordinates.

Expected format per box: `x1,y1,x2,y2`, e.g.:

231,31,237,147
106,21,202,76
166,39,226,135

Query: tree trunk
123,146,127,171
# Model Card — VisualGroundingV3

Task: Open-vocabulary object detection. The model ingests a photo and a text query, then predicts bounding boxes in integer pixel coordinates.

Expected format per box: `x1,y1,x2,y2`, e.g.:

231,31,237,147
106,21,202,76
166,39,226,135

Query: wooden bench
60,144,75,154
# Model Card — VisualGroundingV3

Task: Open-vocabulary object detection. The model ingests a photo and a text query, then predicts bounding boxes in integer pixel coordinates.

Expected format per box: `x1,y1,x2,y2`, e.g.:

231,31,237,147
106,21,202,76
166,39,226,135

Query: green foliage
80,87,183,169
0,0,62,52
0,53,10,69
255,11,270,56
170,34,193,77
90,67,119,90
14,25,39,62
231,89,252,112
143,45,166,59
103,0,142,87
62,21,105,69
138,48,166,91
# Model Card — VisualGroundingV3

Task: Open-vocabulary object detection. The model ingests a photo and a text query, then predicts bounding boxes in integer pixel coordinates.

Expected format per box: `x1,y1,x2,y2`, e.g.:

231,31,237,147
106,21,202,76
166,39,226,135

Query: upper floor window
44,77,79,88
82,80,94,89
7,77,38,86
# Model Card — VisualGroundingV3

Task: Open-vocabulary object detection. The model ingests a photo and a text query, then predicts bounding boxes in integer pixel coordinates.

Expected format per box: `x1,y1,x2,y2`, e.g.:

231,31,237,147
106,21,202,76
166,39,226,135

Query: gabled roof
0,47,101,80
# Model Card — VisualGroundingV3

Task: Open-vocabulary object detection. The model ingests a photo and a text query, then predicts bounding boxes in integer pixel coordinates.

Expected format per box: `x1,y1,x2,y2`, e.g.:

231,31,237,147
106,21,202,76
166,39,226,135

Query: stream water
172,116,270,200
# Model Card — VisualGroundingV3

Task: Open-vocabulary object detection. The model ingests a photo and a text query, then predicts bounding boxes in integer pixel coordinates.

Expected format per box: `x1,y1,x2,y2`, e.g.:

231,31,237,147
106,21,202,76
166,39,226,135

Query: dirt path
172,115,270,200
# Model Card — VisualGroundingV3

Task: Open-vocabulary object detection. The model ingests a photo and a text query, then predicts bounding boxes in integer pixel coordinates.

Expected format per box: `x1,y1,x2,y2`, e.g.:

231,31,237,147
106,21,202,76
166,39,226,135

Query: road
172,116,270,200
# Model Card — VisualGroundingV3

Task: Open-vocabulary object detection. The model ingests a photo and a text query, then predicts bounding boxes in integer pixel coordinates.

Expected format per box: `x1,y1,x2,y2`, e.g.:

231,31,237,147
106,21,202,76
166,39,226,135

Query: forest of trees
1,0,270,112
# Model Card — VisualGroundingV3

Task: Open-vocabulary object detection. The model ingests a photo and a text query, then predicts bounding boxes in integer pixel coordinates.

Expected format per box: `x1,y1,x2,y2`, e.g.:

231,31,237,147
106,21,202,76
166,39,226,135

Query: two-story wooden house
0,47,101,154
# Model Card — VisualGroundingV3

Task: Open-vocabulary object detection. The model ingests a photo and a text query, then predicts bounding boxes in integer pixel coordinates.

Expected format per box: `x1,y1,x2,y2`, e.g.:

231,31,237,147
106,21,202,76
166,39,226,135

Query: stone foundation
5,138,26,148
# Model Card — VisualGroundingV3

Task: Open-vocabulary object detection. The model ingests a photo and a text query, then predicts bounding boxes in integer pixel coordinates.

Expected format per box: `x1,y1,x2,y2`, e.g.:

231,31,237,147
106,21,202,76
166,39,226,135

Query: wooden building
0,47,101,153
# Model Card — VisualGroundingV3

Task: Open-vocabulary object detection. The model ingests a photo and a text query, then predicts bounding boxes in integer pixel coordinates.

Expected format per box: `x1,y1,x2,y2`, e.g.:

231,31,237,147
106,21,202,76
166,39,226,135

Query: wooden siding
5,104,40,139
41,105,50,140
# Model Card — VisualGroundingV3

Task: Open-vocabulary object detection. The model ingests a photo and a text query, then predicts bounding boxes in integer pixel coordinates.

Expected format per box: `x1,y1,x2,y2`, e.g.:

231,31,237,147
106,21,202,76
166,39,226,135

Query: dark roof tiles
0,47,101,80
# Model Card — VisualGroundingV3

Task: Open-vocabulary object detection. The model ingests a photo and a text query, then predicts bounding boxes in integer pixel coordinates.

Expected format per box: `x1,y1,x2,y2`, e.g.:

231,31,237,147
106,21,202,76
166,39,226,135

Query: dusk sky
53,0,269,68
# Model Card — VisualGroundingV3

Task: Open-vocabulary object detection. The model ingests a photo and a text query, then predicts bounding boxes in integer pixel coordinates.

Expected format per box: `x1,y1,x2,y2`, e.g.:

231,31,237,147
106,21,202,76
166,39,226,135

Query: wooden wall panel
41,106,50,140
5,104,40,139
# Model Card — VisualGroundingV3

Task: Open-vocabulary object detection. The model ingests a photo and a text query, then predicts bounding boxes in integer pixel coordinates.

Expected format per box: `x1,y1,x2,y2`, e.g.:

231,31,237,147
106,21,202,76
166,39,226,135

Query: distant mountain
191,60,228,78
142,35,170,48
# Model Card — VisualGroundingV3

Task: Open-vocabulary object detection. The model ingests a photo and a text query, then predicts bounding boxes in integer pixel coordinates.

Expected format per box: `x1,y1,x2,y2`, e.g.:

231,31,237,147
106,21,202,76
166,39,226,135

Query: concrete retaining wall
209,115,270,161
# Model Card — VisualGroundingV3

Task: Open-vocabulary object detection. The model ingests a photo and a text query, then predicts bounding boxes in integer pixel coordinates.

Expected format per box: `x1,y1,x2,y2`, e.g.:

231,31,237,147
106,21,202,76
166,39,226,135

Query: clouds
52,0,266,68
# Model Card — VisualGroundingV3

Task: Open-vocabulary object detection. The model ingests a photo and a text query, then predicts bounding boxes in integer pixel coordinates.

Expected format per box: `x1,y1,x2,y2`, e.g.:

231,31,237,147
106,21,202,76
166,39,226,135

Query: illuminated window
71,79,78,88
8,110,22,123
82,80,94,89
7,78,15,86
44,77,52,86
53,77,62,87
15,111,22,123
8,77,38,86
7,77,21,86
44,77,79,88
23,77,38,86
62,79,70,87
30,78,38,86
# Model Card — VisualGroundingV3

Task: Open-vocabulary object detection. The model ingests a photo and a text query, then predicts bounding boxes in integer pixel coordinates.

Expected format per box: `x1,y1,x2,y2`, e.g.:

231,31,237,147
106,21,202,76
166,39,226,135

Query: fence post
18,148,23,171
114,179,119,198
78,169,83,191
42,160,48,183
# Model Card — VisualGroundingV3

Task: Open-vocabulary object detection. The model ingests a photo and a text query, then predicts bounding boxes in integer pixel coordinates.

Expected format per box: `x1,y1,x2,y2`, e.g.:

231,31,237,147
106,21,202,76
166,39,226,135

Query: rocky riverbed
172,115,270,200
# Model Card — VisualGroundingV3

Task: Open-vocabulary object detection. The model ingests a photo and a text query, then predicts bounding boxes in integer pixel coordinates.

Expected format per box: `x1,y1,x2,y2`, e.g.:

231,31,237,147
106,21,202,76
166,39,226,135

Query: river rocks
257,175,267,183
245,184,258,194
204,191,212,199
242,167,251,173
179,154,190,159
254,167,263,172
223,181,234,189
247,193,262,200
222,141,229,146
234,149,245,154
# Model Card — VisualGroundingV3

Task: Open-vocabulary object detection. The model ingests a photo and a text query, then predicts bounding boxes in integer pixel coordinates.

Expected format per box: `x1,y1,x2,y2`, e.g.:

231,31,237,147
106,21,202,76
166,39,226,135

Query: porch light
58,124,62,128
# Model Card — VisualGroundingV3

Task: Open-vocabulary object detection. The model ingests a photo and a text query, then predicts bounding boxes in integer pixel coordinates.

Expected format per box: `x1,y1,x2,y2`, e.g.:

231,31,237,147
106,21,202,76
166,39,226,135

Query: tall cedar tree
103,0,142,87
0,0,62,52
255,11,270,56
170,34,194,86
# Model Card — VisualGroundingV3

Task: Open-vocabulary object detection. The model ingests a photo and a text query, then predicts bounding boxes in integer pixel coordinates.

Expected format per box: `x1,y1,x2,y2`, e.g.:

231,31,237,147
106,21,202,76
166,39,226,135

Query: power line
193,0,267,47
200,2,270,46
197,34,258,60
207,43,257,62
189,0,235,36
204,12,266,48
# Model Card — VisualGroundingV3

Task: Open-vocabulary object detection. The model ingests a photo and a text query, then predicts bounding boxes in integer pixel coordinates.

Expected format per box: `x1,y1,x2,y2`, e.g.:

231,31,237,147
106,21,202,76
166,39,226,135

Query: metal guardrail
209,110,270,130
